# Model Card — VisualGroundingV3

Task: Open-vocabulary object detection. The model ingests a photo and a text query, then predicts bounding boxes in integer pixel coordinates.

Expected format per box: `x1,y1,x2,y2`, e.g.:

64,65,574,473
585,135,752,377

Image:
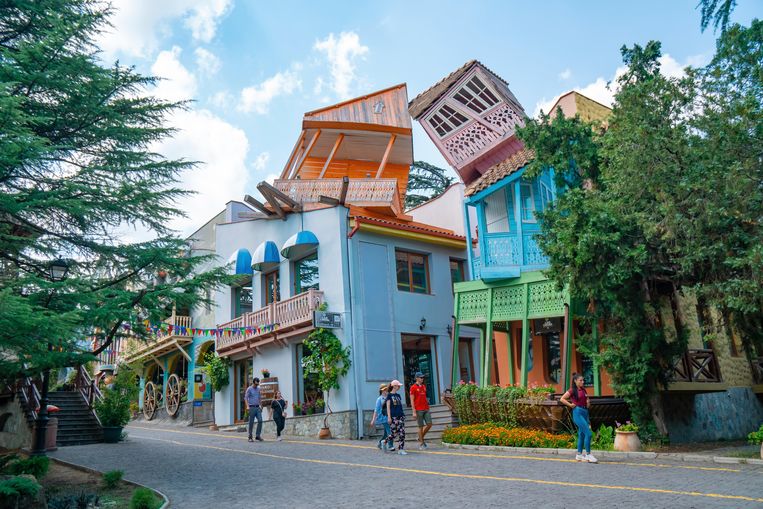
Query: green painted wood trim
454,270,549,293
520,284,530,386
478,326,485,387
451,293,461,389
482,288,494,387
593,319,601,396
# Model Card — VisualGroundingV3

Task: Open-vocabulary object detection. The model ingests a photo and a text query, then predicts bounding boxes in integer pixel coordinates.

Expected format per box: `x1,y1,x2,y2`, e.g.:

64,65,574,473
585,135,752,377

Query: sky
95,0,760,236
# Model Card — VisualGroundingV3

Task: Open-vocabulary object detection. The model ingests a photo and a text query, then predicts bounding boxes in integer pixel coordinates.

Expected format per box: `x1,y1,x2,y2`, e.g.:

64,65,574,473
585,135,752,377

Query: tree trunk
648,390,669,436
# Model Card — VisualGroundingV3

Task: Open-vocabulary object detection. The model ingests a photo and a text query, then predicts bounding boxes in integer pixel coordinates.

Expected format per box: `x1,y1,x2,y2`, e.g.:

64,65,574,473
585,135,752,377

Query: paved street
53,424,763,509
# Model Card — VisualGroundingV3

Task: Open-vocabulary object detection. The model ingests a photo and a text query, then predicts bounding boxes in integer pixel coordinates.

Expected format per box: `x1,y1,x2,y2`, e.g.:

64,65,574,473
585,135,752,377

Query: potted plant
301,328,352,439
261,368,271,379
292,403,302,416
305,401,314,416
315,398,325,414
95,366,137,443
614,421,641,452
748,423,763,459
203,352,232,430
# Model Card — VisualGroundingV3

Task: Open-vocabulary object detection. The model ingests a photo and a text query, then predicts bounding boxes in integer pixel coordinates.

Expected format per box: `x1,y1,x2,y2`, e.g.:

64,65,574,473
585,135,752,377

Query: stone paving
52,424,763,509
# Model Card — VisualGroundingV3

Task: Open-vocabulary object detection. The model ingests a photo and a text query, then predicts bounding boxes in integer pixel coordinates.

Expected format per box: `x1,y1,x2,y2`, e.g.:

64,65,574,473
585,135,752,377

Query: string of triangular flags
126,321,280,338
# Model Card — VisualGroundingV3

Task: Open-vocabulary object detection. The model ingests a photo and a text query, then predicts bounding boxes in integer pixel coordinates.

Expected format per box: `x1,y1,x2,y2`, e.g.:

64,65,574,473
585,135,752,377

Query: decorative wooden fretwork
458,289,490,323
443,121,503,166
523,235,549,266
273,178,402,216
472,256,482,280
527,281,565,318
492,285,526,321
670,349,722,383
484,234,521,268
483,103,524,133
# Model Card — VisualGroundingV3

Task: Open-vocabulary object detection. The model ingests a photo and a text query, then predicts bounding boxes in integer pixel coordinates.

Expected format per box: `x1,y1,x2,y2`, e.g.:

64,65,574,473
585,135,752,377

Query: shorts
416,409,432,427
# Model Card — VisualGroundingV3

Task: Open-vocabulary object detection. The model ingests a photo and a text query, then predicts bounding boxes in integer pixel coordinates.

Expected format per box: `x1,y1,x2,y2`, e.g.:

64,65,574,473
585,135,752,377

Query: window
581,355,595,386
232,285,252,318
294,252,319,294
484,188,509,233
427,104,468,137
396,250,430,294
539,181,554,211
450,259,465,286
545,333,561,383
453,75,499,114
296,343,321,406
520,182,536,222
263,270,280,305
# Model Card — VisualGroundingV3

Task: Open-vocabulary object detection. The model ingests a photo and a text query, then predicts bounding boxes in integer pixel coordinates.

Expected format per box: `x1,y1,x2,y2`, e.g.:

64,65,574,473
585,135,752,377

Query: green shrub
103,470,124,489
5,456,49,479
591,424,614,451
0,475,40,499
748,424,763,445
130,487,160,509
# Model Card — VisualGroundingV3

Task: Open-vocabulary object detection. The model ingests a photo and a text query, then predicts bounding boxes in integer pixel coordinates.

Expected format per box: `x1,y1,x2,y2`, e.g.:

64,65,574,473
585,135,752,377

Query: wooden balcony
666,349,728,393
217,288,324,357
273,178,403,217
472,233,549,282
122,315,193,365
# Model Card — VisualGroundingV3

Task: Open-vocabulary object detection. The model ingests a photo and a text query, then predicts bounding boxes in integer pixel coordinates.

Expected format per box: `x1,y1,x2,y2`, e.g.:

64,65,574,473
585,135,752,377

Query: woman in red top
560,373,597,463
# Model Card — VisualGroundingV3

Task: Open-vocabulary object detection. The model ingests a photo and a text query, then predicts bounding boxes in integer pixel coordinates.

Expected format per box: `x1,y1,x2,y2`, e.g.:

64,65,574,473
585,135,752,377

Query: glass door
264,270,280,305
401,335,436,406
234,359,252,422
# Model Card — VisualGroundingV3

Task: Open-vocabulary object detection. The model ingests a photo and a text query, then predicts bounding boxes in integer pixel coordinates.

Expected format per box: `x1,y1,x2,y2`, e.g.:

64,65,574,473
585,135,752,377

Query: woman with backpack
560,373,598,463
385,380,407,455
370,383,391,451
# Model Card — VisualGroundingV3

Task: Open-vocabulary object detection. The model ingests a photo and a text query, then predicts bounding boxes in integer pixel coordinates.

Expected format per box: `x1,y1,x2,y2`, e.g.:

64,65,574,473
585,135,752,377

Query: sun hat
390,379,402,387
378,383,388,393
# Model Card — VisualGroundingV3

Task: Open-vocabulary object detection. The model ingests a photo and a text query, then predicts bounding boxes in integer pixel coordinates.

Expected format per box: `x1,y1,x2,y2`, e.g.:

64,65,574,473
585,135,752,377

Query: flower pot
318,427,331,439
614,430,641,452
102,426,123,443
209,424,219,431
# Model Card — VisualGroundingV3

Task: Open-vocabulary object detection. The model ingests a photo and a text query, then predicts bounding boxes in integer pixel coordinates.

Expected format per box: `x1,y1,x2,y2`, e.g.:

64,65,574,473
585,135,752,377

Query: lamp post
31,258,70,456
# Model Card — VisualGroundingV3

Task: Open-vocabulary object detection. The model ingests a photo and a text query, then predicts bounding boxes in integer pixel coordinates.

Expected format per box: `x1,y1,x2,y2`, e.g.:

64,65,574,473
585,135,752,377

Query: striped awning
227,248,253,276
252,241,280,272
280,231,319,259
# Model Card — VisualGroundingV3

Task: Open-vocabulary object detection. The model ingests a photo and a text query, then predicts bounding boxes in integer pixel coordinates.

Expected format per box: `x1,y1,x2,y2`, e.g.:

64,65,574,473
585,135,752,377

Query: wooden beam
149,354,163,370
174,340,192,362
243,194,274,216
318,196,339,206
257,181,300,209
339,176,349,205
280,130,306,179
318,133,344,179
291,129,321,179
258,186,285,220
375,134,396,178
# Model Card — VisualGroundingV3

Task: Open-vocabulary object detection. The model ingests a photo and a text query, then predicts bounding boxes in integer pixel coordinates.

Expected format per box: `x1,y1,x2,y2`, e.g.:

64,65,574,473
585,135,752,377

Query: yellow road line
127,425,743,473
130,434,763,504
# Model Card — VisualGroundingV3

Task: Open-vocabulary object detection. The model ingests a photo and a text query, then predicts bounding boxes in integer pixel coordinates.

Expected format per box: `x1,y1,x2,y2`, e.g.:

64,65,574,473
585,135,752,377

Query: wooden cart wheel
165,374,181,417
143,382,157,420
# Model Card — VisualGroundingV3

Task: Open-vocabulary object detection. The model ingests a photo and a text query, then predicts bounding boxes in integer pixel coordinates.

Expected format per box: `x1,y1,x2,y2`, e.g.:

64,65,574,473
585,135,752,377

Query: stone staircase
403,403,458,443
48,391,103,446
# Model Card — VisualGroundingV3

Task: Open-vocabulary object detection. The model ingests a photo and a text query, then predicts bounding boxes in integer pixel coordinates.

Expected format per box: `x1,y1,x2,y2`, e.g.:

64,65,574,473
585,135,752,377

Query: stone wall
281,411,358,439
663,387,763,443
0,397,32,450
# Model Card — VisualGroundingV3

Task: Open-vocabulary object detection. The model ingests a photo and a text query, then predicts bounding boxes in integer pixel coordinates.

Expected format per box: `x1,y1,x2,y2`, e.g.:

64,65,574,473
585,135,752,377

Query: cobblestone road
53,424,763,509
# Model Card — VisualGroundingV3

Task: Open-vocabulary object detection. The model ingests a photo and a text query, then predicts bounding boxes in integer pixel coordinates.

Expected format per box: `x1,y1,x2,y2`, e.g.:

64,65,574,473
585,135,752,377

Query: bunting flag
135,320,280,338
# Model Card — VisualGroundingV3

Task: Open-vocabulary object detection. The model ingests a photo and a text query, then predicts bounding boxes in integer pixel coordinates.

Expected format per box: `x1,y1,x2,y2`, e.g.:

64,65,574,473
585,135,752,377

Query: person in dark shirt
384,380,407,455
560,373,597,463
271,390,287,441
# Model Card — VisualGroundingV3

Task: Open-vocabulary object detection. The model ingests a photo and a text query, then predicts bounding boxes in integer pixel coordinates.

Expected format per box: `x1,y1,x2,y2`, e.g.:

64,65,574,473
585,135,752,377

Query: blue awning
227,248,252,276
252,241,280,272
280,231,319,259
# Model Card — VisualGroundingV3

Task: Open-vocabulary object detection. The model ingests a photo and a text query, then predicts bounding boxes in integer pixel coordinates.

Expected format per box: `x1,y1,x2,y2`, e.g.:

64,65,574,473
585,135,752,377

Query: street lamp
32,258,71,456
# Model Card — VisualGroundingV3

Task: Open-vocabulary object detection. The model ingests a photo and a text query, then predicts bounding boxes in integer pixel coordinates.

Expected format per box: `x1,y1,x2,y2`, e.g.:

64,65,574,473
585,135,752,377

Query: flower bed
443,423,576,449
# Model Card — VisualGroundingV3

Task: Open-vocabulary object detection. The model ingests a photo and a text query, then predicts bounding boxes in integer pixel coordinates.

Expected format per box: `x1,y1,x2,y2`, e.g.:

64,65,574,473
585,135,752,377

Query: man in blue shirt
245,377,263,442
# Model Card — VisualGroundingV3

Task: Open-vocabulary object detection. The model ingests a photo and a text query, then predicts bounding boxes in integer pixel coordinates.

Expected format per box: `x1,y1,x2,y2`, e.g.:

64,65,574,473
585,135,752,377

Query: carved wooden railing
75,365,102,410
273,178,402,215
752,356,763,384
442,103,524,166
670,349,722,383
122,315,193,363
217,289,324,353
18,376,41,421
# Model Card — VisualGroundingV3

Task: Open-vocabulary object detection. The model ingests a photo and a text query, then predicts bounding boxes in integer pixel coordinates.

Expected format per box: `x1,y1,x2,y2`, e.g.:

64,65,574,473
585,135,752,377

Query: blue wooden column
463,203,475,280
451,293,461,389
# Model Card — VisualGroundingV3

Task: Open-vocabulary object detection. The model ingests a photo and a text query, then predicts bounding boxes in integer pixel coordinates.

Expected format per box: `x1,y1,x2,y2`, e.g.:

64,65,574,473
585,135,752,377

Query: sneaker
248,437,253,443
255,436,264,442
277,436,283,442
377,441,383,450
397,449,408,455
418,443,426,450
421,442,428,449
585,454,598,464
575,454,585,462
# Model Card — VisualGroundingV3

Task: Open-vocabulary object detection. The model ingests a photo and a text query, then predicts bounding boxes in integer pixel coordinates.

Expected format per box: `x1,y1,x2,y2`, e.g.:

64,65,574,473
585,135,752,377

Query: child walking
560,373,598,463
385,380,406,455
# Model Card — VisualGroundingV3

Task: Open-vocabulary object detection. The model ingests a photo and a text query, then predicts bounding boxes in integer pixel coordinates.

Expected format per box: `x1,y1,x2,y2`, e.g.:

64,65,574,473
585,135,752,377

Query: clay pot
209,424,219,431
614,431,641,452
318,427,331,440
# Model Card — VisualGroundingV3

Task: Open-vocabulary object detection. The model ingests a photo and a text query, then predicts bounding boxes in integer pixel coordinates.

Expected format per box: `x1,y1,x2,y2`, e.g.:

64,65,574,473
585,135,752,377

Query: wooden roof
303,83,412,132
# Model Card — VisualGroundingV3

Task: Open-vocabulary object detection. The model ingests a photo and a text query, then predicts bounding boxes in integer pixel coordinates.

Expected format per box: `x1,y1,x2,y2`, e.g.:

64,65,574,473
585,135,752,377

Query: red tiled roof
349,209,466,242
464,148,535,197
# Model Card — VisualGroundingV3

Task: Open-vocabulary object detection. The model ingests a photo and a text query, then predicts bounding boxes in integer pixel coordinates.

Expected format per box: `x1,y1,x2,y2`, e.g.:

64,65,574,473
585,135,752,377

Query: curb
441,443,763,465
48,457,171,508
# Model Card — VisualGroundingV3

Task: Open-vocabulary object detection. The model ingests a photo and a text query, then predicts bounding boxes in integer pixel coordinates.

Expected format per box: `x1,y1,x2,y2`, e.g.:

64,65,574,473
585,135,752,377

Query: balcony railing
122,315,193,364
669,349,722,384
273,178,403,216
472,233,549,280
442,103,524,168
217,288,324,355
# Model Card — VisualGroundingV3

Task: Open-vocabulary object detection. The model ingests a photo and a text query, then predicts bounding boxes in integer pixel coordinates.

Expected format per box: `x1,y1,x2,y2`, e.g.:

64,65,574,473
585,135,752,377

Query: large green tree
0,0,232,381
405,161,454,209
519,21,762,433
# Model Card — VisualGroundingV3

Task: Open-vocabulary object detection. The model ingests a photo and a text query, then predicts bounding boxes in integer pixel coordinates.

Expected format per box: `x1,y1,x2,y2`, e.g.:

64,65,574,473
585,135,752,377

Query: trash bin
45,416,58,452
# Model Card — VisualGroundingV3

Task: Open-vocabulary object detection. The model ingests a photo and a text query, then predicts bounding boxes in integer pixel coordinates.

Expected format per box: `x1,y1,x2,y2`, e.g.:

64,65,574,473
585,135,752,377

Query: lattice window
427,104,468,138
453,75,499,114
492,286,525,321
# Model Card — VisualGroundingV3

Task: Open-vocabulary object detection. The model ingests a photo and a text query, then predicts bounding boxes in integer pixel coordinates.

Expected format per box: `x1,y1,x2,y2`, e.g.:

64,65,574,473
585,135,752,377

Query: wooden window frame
395,249,431,294
520,181,537,223
293,251,319,296
539,181,554,211
451,74,500,114
483,187,510,233
263,270,280,305
449,258,465,287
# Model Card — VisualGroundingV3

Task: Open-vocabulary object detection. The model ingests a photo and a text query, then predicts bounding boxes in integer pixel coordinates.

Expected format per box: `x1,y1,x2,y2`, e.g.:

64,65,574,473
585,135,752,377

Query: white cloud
558,68,572,80
238,68,302,114
534,54,706,117
195,47,221,76
98,0,232,59
210,90,234,108
151,46,197,102
313,31,369,100
253,152,270,171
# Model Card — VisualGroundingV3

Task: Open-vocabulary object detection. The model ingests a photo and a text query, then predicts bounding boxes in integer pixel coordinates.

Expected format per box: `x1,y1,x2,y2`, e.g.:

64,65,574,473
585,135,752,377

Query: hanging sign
533,317,562,335
313,311,342,329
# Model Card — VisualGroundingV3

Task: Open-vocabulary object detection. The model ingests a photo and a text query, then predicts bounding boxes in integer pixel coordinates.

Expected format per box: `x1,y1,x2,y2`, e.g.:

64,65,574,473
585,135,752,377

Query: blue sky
96,0,760,235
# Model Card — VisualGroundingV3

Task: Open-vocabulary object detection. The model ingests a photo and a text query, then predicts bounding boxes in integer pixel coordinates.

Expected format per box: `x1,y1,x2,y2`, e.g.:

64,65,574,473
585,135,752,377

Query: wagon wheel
165,374,181,417
143,382,157,420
